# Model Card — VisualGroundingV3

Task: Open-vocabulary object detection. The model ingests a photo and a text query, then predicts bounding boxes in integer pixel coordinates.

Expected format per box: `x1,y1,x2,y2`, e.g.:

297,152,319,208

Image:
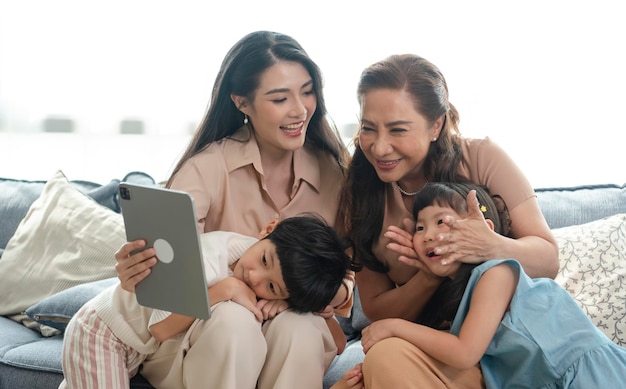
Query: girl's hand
212,277,263,322
114,240,157,292
433,190,497,265
256,299,289,321
360,319,399,354
339,364,364,389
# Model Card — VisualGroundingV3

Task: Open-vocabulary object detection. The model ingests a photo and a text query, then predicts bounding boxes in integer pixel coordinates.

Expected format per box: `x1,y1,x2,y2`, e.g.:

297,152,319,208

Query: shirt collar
222,126,321,192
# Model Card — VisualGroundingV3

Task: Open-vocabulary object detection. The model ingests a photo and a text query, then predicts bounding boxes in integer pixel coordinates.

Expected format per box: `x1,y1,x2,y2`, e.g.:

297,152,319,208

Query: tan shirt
373,136,535,284
169,126,353,316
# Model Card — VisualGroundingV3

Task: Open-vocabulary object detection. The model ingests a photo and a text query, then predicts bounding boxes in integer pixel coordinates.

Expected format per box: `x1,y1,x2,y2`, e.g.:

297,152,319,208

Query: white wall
1,0,624,187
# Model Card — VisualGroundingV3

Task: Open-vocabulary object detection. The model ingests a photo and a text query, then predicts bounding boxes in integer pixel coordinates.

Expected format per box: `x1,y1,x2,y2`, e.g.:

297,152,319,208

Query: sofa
1,170,625,389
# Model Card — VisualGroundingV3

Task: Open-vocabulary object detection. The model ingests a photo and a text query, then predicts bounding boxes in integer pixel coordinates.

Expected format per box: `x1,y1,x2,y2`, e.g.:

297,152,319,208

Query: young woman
112,31,353,389
338,54,560,387
338,182,626,389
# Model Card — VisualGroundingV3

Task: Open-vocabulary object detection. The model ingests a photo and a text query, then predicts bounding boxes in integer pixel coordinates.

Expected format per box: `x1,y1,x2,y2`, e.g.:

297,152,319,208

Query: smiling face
237,60,317,156
231,238,289,301
412,203,463,278
358,88,442,192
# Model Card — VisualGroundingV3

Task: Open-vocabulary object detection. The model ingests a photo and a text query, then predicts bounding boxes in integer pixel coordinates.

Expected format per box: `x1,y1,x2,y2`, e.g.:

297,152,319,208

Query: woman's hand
114,240,157,293
384,218,430,273
256,299,289,321
433,190,498,265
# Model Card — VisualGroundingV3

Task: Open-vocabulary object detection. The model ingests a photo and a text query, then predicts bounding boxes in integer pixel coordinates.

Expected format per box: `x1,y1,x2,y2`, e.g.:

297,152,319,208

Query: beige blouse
169,126,353,315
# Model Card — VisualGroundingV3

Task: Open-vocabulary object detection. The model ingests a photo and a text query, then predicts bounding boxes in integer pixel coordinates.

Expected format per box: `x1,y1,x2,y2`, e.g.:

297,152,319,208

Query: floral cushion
553,213,626,346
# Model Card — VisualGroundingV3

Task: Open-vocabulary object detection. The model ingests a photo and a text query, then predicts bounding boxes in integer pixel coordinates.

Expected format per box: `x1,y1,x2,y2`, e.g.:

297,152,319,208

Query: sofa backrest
536,183,626,229
0,172,156,256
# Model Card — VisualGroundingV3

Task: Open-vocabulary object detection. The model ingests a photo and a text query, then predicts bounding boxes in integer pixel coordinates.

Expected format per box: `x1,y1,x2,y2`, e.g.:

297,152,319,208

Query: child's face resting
231,239,289,301
412,203,464,278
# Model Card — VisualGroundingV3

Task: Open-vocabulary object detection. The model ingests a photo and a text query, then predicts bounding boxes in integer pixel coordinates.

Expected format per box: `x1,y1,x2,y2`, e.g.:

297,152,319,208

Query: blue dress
450,259,626,388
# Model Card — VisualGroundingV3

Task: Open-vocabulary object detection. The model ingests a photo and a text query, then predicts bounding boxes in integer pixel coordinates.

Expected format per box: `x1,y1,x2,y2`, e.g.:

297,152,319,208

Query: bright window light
1,1,624,187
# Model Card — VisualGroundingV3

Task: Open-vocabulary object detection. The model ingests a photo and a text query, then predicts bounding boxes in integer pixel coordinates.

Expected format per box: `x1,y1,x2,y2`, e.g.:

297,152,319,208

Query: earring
432,137,437,142
243,115,249,125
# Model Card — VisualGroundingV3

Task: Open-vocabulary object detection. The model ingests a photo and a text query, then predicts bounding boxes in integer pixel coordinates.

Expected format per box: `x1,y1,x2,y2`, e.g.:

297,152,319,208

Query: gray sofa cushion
25,278,119,332
0,314,154,388
0,171,155,253
0,171,157,389
536,183,626,229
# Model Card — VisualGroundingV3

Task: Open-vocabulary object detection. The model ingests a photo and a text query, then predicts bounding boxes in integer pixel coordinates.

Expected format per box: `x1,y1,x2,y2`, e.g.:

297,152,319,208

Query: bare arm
149,313,196,342
356,265,442,322
360,264,516,369
149,276,262,342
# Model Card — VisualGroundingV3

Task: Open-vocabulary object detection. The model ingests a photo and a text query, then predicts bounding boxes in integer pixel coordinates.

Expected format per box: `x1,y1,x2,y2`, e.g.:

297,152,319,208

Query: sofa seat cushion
0,317,62,373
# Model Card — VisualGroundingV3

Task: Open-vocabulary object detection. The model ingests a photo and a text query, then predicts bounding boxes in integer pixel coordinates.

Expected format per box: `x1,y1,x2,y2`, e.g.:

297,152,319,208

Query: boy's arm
149,313,196,342
150,276,263,341
208,277,262,321
361,264,517,369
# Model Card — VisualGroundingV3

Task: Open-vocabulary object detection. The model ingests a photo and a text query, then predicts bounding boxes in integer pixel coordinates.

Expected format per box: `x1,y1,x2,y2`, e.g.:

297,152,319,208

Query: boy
61,214,352,388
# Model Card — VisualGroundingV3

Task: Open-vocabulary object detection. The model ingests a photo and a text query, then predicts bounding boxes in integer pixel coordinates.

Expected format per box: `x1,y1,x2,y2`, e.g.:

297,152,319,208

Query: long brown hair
167,31,349,187
340,54,464,272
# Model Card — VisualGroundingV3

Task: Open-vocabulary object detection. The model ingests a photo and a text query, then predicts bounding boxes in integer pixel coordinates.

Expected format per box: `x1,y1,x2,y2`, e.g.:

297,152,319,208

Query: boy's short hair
265,213,352,313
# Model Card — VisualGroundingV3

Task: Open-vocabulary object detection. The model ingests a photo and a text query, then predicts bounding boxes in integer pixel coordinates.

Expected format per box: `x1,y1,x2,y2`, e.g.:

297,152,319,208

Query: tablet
118,182,211,320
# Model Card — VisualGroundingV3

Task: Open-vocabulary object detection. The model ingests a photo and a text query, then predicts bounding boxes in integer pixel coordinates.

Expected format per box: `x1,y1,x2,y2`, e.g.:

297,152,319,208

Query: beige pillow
553,213,626,346
0,170,124,316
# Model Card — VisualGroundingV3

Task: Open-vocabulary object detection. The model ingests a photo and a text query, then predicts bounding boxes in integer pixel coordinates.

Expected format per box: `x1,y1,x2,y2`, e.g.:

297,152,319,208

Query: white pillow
553,213,626,346
0,170,124,316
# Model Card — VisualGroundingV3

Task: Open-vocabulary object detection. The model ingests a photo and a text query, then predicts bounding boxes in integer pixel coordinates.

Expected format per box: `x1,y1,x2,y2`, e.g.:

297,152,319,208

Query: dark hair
412,182,511,329
340,54,466,273
265,214,353,313
167,30,349,187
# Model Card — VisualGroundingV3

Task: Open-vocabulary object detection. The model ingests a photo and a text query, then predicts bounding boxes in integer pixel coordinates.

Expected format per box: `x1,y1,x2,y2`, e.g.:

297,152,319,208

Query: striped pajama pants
59,305,147,389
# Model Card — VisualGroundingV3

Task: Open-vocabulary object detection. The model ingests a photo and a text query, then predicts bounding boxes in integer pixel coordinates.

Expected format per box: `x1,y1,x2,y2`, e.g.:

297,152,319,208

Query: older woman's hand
433,190,500,265
114,240,157,292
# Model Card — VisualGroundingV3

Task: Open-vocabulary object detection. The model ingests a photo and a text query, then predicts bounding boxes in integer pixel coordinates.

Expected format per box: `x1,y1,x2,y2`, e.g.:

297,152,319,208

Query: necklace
395,181,427,197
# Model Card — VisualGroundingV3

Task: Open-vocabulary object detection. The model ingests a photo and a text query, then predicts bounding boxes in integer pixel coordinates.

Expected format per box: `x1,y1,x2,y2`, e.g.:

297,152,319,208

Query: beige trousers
140,301,337,389
332,337,484,389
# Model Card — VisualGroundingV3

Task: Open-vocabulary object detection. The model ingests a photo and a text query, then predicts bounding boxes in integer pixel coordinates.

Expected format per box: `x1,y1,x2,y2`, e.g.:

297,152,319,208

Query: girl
339,182,626,388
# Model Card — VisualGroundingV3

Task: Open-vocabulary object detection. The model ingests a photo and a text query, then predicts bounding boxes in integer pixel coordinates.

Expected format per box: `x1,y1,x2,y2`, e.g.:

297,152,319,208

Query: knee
212,301,261,329
266,311,325,347
363,337,408,371
204,302,266,353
